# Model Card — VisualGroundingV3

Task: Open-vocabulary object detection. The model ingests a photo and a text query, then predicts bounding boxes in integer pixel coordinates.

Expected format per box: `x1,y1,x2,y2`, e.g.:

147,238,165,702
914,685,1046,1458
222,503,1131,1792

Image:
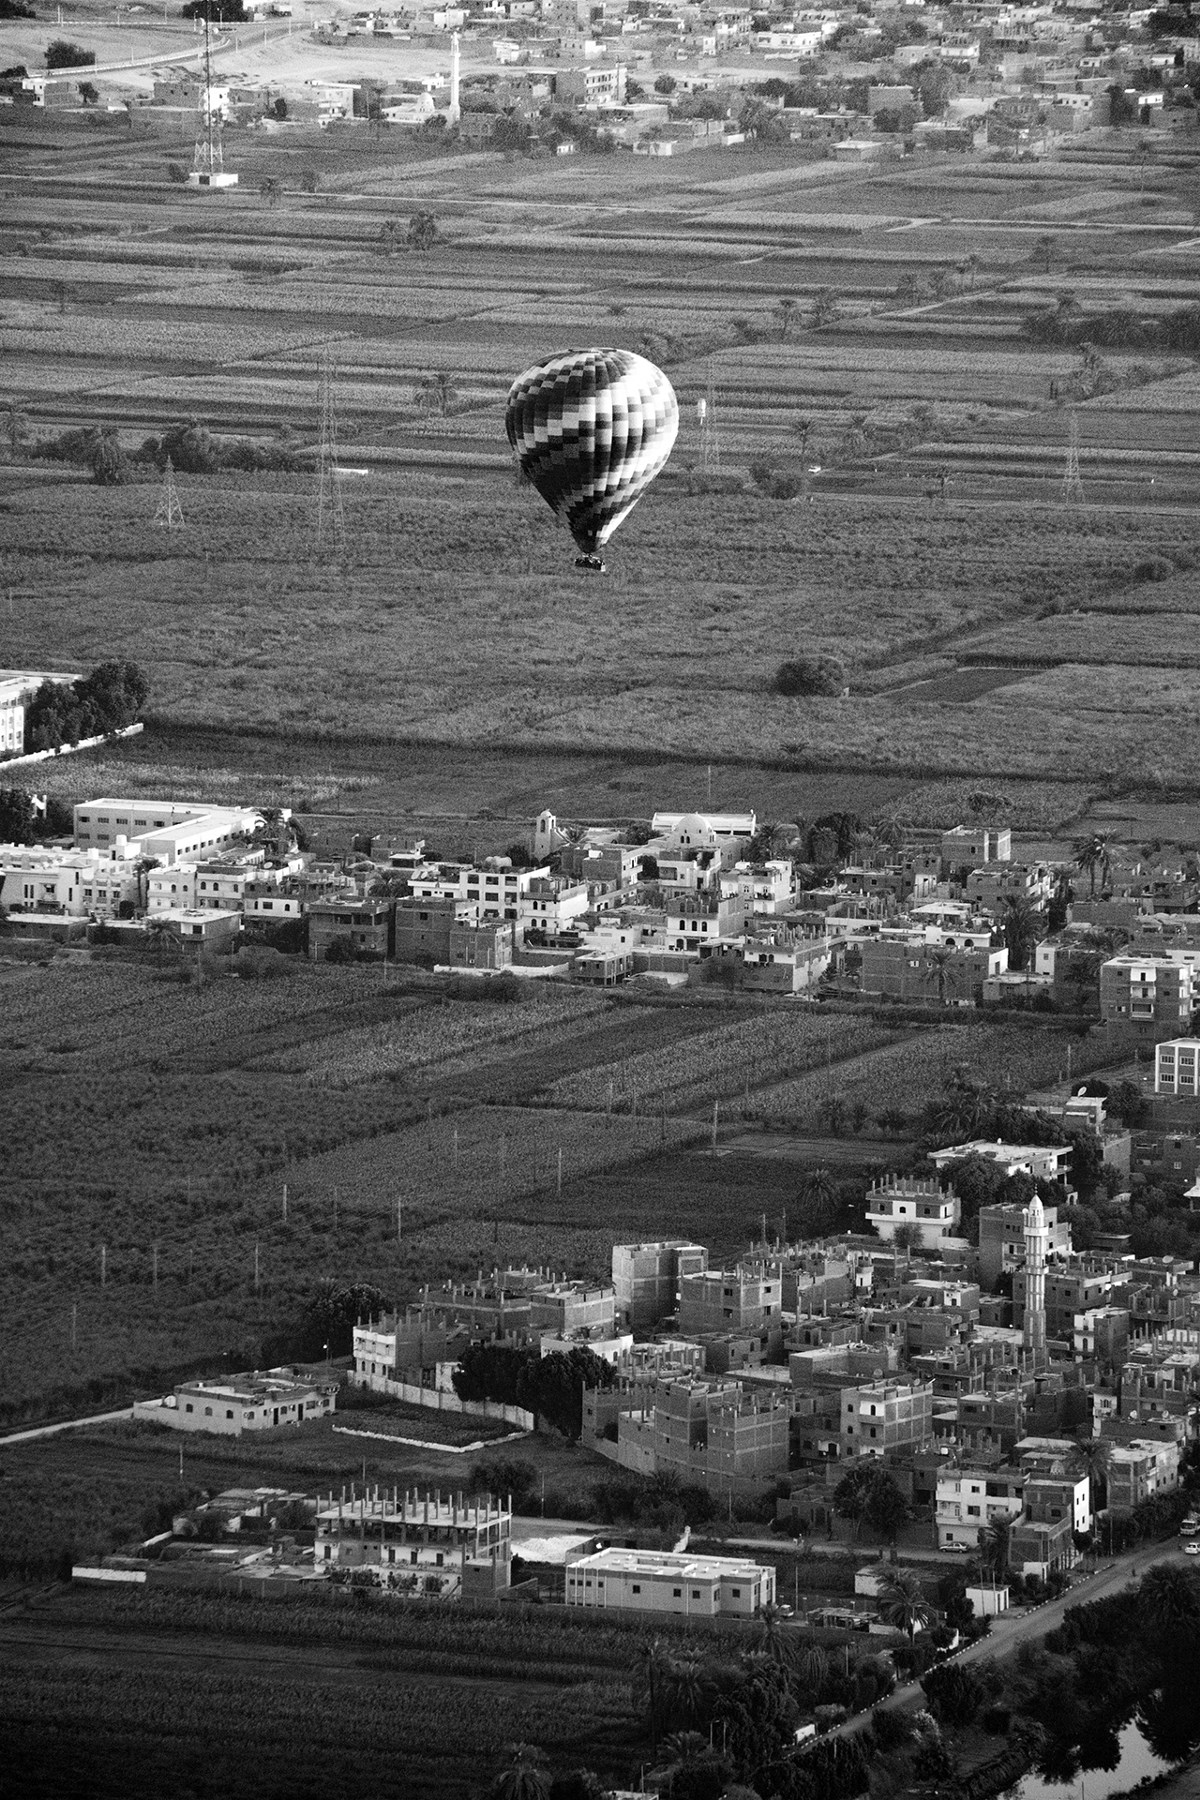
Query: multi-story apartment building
860,936,1008,1006
528,1281,616,1336
678,1265,782,1336
865,1175,962,1250
838,1378,933,1461
0,667,79,756
1155,1038,1200,1097
1014,1259,1113,1344
0,843,139,919
935,1464,1025,1548
565,1546,772,1618
611,1241,708,1328
977,1198,1071,1289
315,1488,511,1596
1104,1437,1181,1511
1101,955,1196,1043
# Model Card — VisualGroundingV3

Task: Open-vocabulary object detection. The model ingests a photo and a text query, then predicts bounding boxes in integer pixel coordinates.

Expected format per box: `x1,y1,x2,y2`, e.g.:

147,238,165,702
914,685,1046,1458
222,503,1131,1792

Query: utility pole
100,1244,107,1287
556,1148,563,1197
282,1182,288,1223
1061,405,1084,507
396,1195,403,1245
254,1239,260,1293
314,347,346,560
152,1243,159,1292
71,1304,77,1352
711,1100,719,1152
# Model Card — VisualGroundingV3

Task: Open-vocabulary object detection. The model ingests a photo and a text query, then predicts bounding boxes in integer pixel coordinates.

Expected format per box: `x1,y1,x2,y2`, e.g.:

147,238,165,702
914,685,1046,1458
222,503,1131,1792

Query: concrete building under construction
314,1486,511,1598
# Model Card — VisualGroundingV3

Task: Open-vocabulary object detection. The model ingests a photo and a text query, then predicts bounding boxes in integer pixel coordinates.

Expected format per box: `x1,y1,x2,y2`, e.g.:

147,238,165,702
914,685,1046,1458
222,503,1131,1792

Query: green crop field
2,115,1200,795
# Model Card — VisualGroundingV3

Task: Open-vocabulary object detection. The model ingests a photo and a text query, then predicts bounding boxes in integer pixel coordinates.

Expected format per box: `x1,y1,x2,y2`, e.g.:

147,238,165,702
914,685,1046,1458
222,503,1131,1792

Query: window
226,1409,234,1419
204,1406,213,1416
673,1588,682,1598
732,1587,741,1598
185,1403,193,1413
632,1584,641,1594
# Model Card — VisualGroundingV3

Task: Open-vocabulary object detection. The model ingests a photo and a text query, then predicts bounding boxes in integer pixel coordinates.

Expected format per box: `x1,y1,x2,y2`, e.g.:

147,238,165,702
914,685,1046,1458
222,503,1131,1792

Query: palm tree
876,1569,933,1642
757,1601,796,1668
926,945,955,1006
1000,894,1039,974
486,1744,552,1800
259,176,284,208
145,916,180,957
1073,832,1113,899
1077,1438,1110,1515
1137,1563,1200,1644
980,1514,1015,1583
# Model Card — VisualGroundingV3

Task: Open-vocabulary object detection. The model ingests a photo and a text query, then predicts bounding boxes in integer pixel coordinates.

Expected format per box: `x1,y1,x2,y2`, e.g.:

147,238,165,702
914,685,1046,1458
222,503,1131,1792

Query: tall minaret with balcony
1022,1194,1048,1358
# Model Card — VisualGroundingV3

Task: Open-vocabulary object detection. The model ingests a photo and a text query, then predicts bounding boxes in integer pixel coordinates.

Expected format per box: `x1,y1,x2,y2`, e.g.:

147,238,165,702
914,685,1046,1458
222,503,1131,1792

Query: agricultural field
0,948,1116,1424
3,112,1200,793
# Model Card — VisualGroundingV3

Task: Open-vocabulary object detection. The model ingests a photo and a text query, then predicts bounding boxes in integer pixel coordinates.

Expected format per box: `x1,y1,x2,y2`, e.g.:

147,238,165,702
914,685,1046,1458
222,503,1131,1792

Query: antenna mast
192,1,224,180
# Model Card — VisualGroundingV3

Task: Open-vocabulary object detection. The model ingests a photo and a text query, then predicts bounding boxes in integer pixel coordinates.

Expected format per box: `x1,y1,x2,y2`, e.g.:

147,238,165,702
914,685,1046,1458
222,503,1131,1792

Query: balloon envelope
505,347,679,556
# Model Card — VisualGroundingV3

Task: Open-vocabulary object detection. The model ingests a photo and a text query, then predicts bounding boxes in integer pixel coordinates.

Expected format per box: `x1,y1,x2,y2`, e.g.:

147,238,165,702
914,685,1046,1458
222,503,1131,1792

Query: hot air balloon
505,347,679,572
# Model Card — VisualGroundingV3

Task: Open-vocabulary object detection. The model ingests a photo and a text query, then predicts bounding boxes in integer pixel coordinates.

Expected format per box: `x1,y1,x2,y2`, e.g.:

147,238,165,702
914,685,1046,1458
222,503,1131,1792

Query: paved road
832,1540,1188,1736
0,1408,134,1448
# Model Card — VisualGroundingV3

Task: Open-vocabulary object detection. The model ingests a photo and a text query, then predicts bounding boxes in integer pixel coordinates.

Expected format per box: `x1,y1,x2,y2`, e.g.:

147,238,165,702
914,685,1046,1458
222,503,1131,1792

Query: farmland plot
753,1019,1088,1126
543,1011,902,1115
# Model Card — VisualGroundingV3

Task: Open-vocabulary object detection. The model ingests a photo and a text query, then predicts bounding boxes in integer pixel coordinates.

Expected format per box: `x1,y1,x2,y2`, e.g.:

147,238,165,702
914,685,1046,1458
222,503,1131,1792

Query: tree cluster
1009,1561,1200,1779
452,1342,614,1440
1024,298,1200,352
46,38,95,68
181,0,248,19
0,789,73,845
24,660,148,754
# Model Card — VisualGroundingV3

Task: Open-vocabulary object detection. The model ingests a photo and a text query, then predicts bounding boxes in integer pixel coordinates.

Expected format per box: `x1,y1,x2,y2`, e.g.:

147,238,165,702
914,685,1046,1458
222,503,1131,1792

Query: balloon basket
574,555,607,575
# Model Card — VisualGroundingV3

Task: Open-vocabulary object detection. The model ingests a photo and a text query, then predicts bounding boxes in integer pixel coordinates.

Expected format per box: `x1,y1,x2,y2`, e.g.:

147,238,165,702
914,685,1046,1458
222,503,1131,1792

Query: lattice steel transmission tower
314,351,346,559
192,3,226,181
1061,405,1084,506
697,361,720,474
153,456,184,530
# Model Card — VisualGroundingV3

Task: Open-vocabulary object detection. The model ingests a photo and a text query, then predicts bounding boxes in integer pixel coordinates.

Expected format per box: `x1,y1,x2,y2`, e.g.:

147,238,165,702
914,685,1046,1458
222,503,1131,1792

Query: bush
1134,556,1174,582
776,655,846,698
46,38,95,67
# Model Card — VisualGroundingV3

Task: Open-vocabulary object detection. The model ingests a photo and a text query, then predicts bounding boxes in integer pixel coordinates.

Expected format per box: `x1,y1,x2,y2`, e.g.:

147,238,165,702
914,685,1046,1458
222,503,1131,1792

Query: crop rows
754,1019,1085,1126
544,1011,902,1115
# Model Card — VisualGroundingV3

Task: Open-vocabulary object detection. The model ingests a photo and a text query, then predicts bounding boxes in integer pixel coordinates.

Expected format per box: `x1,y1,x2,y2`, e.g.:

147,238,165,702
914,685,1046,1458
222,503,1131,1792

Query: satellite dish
873,1368,883,1379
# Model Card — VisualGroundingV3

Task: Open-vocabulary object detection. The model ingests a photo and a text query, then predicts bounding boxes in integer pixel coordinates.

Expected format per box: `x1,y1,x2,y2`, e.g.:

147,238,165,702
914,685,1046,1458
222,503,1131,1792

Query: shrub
776,656,846,698
1134,556,1174,582
46,38,95,67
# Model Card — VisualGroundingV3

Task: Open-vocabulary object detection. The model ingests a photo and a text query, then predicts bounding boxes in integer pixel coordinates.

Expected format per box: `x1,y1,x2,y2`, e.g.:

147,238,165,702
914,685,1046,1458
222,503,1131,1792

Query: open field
2,109,1200,792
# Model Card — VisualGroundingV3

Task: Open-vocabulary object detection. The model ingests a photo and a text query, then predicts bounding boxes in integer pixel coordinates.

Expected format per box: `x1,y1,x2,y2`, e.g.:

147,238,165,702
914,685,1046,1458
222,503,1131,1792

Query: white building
133,1368,337,1436
565,1546,773,1617
0,842,140,919
865,1176,962,1250
1155,1039,1200,1097
930,1141,1072,1183
74,799,262,865
650,810,756,845
0,668,81,758
935,1465,1024,1548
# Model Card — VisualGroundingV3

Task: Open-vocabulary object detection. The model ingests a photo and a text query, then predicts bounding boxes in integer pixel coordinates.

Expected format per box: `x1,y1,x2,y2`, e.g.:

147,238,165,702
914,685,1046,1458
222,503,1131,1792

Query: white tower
1023,1194,1048,1357
448,31,461,126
